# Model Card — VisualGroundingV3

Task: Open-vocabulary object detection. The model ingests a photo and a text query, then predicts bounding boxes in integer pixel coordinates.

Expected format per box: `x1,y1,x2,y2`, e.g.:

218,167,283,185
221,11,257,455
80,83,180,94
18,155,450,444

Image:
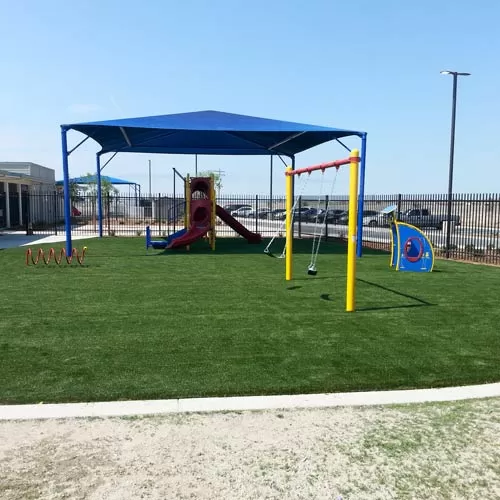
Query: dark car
247,209,271,219
314,209,346,224
278,207,314,221
302,208,324,222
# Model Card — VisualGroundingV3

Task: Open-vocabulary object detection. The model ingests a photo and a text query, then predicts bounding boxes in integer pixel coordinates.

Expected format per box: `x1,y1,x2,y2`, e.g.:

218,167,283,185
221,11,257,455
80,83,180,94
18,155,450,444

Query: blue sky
1,0,498,196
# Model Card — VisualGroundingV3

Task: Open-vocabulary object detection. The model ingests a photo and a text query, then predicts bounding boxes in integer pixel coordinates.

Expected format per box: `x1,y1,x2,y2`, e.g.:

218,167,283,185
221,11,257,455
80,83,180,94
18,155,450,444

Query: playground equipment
26,247,87,266
264,163,340,267
306,166,340,275
284,150,360,312
146,228,187,250
146,174,261,251
382,205,435,272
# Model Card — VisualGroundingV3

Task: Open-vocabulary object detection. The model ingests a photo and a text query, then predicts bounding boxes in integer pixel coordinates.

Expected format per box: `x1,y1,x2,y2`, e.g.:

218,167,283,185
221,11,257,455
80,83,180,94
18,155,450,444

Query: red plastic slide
167,199,212,249
166,224,209,249
216,205,262,243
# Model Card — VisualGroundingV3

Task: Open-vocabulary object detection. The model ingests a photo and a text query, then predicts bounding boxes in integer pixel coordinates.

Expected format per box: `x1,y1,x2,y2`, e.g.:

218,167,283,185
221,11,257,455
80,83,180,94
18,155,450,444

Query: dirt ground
1,398,499,500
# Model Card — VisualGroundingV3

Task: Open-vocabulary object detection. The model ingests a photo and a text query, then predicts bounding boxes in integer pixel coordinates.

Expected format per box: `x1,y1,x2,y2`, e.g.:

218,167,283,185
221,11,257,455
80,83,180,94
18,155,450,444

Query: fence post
255,195,259,234
106,193,111,235
397,193,402,217
324,195,329,242
173,195,177,234
25,192,31,235
158,194,161,236
53,192,58,236
298,196,302,238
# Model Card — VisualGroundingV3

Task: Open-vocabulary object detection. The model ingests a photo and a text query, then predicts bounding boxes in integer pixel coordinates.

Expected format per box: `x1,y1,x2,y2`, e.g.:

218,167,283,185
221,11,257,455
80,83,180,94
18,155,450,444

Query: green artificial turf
1,236,499,404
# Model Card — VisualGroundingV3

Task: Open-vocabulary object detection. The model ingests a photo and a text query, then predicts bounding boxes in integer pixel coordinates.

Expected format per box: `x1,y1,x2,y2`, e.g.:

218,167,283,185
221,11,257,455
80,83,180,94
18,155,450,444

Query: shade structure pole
269,155,273,211
356,133,367,257
173,167,176,233
96,154,103,238
61,126,72,255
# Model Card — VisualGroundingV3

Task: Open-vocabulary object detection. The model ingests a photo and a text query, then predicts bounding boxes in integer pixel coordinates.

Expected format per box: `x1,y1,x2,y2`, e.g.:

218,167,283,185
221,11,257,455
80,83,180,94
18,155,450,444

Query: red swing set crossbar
285,156,356,176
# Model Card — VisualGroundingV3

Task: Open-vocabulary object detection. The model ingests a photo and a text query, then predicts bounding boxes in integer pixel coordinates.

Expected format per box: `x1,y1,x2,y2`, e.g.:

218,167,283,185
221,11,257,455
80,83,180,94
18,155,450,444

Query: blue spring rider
382,205,434,272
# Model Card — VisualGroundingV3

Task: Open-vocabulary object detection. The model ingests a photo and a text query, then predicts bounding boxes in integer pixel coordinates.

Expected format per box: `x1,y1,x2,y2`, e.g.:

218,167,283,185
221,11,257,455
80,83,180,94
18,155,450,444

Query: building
0,162,56,228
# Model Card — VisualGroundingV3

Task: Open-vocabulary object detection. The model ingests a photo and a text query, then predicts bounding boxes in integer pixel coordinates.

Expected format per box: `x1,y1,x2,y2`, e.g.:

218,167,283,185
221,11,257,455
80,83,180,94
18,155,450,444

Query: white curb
1,382,499,421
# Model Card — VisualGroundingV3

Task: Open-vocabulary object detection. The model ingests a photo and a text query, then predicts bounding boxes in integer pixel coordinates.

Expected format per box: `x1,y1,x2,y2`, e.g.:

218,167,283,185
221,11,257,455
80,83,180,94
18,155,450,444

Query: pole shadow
292,276,333,281
356,278,435,312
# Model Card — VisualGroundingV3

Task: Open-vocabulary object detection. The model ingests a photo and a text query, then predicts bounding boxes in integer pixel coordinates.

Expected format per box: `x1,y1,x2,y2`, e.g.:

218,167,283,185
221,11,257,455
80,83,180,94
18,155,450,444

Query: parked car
338,210,378,225
270,209,287,220
399,208,461,229
231,207,253,218
311,209,346,224
247,209,271,219
362,211,391,227
277,207,314,221
224,204,252,213
302,208,325,222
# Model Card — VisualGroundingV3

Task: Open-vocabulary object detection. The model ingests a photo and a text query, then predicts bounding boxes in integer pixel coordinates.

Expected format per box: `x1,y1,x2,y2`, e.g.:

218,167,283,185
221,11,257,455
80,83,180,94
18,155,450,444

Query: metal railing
20,192,500,264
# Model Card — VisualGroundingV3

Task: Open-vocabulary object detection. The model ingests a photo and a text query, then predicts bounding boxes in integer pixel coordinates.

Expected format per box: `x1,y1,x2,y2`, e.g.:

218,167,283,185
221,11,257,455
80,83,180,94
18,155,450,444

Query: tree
80,172,119,199
79,173,119,225
197,170,224,196
69,181,82,204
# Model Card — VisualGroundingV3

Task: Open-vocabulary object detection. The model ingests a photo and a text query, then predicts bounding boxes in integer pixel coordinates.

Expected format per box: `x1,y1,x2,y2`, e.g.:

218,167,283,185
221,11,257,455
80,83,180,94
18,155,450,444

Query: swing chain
264,172,311,257
307,166,340,273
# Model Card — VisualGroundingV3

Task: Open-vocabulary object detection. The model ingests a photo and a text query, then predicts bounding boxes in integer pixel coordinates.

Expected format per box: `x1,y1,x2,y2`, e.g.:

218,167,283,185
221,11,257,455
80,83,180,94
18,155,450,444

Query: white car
231,207,253,218
362,211,390,227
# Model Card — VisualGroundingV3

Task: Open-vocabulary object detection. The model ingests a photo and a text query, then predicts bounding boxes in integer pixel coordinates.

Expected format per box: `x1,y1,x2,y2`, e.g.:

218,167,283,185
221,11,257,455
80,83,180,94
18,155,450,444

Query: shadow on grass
292,276,334,281
145,238,387,256
356,278,435,312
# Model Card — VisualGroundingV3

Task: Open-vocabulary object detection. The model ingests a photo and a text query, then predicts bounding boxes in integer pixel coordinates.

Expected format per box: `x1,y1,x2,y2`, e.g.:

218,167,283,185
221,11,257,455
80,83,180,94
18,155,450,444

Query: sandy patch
1,398,499,499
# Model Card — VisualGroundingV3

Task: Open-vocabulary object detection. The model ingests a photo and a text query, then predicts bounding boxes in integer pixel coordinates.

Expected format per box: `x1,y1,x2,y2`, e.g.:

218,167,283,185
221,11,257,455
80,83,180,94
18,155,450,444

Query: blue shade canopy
63,110,365,157
56,175,137,185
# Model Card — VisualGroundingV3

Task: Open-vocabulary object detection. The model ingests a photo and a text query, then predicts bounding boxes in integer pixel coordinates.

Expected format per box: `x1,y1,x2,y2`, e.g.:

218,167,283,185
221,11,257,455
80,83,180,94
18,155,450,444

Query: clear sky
1,0,498,196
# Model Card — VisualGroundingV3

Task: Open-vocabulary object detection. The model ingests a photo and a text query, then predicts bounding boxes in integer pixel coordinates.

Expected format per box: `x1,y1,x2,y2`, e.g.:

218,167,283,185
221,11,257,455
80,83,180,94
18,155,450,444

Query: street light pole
440,70,470,258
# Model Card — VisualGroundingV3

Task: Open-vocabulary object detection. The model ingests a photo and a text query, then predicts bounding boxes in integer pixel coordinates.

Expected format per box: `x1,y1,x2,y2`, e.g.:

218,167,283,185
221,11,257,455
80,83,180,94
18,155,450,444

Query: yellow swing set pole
285,166,293,280
346,149,360,312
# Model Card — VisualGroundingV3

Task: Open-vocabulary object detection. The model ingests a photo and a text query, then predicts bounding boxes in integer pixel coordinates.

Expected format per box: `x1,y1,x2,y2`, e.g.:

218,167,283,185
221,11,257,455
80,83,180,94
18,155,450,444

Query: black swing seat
307,265,317,276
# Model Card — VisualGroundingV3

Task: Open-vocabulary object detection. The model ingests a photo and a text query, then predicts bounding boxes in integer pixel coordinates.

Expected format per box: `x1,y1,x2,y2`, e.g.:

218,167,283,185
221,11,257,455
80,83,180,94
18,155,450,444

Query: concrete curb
1,382,500,421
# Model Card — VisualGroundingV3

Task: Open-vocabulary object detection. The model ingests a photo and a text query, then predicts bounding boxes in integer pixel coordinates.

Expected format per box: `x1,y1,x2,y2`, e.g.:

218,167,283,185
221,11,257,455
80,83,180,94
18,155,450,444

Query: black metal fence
20,192,500,264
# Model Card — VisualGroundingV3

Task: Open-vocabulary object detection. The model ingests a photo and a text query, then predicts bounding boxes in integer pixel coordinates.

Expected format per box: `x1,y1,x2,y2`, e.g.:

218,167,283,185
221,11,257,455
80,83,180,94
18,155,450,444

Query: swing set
265,150,360,312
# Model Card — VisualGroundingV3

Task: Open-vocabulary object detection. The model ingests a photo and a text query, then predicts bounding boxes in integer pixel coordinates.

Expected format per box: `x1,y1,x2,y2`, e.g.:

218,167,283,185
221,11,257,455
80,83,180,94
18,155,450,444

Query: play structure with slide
146,175,262,251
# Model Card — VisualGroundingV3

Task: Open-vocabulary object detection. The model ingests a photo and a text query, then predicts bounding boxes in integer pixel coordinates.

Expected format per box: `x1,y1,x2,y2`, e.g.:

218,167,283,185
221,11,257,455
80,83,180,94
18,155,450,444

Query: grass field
1,236,500,404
